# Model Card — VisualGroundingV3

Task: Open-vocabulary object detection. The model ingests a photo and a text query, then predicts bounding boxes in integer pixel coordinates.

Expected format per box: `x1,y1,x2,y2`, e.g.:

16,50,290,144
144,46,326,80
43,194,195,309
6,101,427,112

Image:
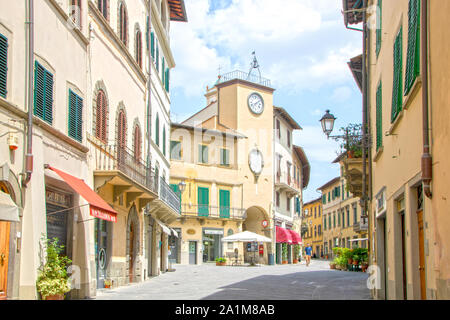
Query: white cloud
331,86,352,103
293,126,340,164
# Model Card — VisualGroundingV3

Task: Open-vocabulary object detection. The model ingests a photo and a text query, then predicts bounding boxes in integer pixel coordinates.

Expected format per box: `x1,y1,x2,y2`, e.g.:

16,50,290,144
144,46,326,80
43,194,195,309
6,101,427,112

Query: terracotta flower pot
45,294,64,300
330,264,336,270
282,261,288,264
293,259,298,264
348,259,353,265
216,262,226,266
353,261,359,266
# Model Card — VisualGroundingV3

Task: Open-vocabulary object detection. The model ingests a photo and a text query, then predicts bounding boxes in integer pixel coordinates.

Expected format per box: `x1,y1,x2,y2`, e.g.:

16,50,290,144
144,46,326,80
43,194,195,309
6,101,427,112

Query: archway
243,206,271,264
126,205,140,283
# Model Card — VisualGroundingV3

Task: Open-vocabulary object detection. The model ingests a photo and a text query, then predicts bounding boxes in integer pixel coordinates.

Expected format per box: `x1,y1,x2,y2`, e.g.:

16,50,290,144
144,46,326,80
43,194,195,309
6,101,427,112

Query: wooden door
417,210,426,299
129,224,134,283
0,222,10,300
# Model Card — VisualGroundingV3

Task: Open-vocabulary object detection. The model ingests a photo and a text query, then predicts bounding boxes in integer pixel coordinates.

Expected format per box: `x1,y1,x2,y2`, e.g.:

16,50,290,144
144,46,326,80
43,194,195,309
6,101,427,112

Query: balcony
216,70,272,88
275,171,300,196
148,178,181,223
342,156,369,198
353,217,369,233
179,204,246,223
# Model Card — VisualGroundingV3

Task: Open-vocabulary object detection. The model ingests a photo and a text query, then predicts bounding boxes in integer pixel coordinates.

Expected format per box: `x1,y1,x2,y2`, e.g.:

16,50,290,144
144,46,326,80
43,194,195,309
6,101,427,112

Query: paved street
94,260,371,300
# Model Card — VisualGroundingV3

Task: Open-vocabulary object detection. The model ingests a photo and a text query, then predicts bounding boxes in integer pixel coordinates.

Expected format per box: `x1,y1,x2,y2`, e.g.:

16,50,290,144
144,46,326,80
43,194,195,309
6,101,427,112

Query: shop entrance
189,241,197,265
45,188,72,257
202,229,223,262
95,218,109,289
0,182,11,300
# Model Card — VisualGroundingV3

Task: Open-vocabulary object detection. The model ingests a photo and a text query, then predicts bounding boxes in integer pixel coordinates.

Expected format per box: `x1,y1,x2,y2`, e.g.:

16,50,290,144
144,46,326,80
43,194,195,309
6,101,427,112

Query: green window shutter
162,57,165,83
221,149,230,166
199,145,208,163
391,28,403,123
0,34,8,98
155,41,159,72
151,32,155,59
338,211,341,226
34,61,54,124
404,0,420,96
68,90,83,142
219,190,230,218
347,210,350,228
376,82,383,150
170,141,181,160
198,187,209,216
155,114,159,146
163,127,166,156
376,0,382,57
165,68,170,92
322,195,326,204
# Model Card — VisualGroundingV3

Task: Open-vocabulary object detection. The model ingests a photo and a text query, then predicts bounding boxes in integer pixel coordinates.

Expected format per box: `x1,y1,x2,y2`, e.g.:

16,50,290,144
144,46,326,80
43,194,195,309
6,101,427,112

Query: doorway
95,218,109,289
0,182,11,300
376,216,388,300
147,217,154,278
189,241,197,265
129,224,135,283
417,210,426,299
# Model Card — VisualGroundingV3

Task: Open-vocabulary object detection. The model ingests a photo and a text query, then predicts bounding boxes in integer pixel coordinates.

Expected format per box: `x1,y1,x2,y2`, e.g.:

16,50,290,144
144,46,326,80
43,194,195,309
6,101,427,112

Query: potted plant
330,262,336,269
334,124,363,159
104,279,112,289
282,243,288,264
36,237,72,300
352,254,360,266
293,245,299,264
342,248,353,265
215,257,227,266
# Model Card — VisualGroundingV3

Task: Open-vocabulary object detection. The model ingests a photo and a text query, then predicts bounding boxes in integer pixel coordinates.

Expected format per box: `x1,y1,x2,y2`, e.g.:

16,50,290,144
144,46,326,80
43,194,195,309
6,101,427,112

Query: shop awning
276,226,293,244
349,238,369,242
155,218,171,235
288,229,302,245
48,166,118,223
0,191,20,222
170,228,179,238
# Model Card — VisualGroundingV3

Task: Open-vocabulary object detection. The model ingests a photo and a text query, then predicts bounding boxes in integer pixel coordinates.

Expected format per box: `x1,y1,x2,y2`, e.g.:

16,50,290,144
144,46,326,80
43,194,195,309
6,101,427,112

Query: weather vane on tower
247,51,262,83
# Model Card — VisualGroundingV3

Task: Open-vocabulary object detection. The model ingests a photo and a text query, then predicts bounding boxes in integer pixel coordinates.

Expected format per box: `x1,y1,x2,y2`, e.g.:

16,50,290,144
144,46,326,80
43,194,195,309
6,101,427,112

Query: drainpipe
23,0,34,188
361,0,368,221
421,0,432,199
147,1,153,183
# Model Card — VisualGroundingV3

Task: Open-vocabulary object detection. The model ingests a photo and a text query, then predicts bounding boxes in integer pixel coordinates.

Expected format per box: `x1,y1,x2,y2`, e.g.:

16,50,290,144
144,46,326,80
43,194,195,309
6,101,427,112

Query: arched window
118,2,128,45
96,90,108,142
155,114,160,147
135,29,142,68
97,0,109,20
117,109,127,149
133,124,141,162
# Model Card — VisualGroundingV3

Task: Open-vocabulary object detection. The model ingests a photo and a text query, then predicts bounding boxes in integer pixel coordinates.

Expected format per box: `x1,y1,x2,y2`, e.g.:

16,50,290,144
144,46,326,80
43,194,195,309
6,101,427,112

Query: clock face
248,93,264,115
249,149,264,175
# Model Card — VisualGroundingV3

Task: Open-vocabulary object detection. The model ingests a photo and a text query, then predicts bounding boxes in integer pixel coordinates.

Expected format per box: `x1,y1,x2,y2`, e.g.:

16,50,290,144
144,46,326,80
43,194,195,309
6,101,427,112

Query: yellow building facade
302,198,323,258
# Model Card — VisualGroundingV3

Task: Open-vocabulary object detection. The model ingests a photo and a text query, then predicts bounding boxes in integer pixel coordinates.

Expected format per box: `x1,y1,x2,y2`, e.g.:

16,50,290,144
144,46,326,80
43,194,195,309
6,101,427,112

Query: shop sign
46,190,70,207
204,229,223,235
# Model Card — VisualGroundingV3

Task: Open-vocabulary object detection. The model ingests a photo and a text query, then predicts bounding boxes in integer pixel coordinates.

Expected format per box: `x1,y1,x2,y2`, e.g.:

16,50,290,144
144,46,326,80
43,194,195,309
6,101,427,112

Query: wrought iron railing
93,144,158,194
276,171,301,191
353,219,369,232
159,177,181,214
217,70,271,88
181,204,246,220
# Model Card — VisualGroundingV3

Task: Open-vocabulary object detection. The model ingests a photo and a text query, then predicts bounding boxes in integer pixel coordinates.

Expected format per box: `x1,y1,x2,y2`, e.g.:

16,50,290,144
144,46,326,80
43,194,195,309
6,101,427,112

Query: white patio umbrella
221,231,272,265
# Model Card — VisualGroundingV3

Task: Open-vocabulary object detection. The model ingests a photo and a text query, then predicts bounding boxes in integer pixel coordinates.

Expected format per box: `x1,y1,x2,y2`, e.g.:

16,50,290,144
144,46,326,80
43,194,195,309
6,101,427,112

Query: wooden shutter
155,114,159,146
220,190,230,218
162,57,165,83
404,0,420,95
68,89,83,142
136,30,142,67
151,32,155,59
156,41,159,72
34,61,53,124
118,110,126,149
198,187,209,216
376,0,382,56
165,68,170,92
376,82,383,150
391,28,403,123
0,34,8,98
163,127,166,156
96,90,107,142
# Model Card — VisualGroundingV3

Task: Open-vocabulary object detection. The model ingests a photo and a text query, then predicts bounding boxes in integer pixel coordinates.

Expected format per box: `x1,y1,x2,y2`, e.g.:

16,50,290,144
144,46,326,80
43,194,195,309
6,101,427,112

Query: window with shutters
404,0,420,96
68,90,83,142
135,29,142,68
150,32,155,60
276,119,281,139
162,57,165,83
165,68,170,92
97,0,109,20
376,82,383,150
276,192,280,207
219,190,230,218
0,34,8,99
287,129,291,147
34,61,54,124
198,144,208,164
338,210,341,227
220,148,230,167
322,194,326,204
71,0,82,29
118,2,128,46
155,41,159,72
198,187,209,216
163,126,166,156
133,123,141,163
170,141,182,160
391,28,403,123
155,114,160,146
376,0,382,57
117,109,127,149
95,90,108,142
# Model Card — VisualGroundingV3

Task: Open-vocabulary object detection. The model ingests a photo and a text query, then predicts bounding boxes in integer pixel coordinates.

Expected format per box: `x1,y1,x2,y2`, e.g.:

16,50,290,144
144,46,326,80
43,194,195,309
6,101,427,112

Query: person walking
305,245,312,266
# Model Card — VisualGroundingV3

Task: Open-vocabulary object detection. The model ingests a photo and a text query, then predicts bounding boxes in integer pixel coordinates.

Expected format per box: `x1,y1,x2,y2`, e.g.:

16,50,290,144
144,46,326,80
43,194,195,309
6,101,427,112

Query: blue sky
169,0,363,203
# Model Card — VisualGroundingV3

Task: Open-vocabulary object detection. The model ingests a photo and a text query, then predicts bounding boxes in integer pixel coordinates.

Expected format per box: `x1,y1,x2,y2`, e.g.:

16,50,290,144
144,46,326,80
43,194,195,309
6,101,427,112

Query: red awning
48,166,118,223
276,226,293,244
288,229,302,245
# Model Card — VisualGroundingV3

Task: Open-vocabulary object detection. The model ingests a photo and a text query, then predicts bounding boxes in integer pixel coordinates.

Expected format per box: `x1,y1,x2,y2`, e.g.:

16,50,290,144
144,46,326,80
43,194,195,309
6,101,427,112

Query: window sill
388,110,404,135
373,146,384,162
403,76,422,111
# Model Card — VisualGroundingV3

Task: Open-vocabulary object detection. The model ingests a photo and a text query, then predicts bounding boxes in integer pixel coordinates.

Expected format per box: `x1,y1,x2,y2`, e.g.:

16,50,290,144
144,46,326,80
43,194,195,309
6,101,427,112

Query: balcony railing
353,218,369,233
93,144,158,194
276,171,301,192
159,177,181,214
217,70,272,88
181,204,246,220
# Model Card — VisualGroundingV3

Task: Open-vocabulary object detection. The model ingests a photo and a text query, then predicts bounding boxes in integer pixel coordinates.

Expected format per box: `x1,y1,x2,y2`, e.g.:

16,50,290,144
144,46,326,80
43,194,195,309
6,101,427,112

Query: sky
169,0,363,203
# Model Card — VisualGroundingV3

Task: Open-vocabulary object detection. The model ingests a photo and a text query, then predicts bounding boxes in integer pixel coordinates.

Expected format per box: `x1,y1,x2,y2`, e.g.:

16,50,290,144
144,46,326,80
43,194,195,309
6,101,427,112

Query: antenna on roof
247,51,262,83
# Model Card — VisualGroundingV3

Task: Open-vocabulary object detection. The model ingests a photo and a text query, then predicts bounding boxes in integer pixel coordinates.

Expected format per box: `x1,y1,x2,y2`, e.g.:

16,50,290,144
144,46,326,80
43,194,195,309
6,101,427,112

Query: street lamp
178,180,186,194
319,110,337,138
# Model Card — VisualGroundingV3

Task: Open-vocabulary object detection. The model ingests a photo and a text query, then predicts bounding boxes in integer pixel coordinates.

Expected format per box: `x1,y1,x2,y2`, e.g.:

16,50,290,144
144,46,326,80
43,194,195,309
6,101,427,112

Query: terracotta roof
317,177,341,191
168,0,188,22
342,0,364,26
293,145,310,189
303,197,322,207
348,54,363,92
332,152,346,164
171,122,247,139
274,107,302,130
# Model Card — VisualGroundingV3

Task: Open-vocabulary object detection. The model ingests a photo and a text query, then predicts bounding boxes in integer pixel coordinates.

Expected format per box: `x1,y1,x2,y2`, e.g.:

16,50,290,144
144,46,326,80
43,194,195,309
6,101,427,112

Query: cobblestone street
94,260,371,300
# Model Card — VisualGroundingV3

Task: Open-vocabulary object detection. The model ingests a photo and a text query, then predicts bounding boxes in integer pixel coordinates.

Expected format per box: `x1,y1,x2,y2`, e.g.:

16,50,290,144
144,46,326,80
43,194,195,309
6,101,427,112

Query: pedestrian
305,245,312,266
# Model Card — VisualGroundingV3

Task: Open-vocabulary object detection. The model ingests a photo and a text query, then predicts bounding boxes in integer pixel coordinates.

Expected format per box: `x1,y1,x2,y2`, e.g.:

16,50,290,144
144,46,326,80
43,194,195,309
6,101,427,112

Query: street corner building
167,69,310,267
301,197,324,259
0,0,187,300
342,0,450,300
